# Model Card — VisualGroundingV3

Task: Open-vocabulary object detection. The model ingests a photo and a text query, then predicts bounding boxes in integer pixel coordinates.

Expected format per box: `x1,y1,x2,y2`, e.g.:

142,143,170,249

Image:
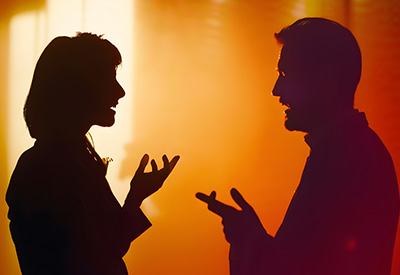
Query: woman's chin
98,120,115,127
95,115,116,127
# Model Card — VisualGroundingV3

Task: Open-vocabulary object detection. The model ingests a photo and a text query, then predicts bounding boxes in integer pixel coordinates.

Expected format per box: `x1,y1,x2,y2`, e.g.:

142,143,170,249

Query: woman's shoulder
8,141,81,196
7,145,57,209
15,141,71,173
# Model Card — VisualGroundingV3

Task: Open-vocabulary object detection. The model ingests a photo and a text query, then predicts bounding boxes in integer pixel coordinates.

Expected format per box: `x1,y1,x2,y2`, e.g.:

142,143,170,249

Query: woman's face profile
85,64,125,128
23,33,126,139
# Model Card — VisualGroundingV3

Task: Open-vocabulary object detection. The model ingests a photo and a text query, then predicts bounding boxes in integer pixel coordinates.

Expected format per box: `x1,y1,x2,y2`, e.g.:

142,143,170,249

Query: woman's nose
116,81,125,99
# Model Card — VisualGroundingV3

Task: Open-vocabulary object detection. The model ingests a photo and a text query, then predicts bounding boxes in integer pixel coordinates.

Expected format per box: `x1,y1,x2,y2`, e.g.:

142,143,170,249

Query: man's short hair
275,17,362,100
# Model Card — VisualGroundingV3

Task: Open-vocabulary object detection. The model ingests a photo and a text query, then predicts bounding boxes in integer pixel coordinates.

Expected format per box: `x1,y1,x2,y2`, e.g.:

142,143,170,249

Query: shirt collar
304,109,368,149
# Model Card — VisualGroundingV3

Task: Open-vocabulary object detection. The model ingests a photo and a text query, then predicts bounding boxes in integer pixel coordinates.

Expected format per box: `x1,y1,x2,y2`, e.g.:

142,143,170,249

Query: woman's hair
24,32,122,139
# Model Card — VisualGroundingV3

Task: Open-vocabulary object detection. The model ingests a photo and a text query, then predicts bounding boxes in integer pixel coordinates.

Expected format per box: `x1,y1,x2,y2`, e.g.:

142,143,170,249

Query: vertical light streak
7,0,135,206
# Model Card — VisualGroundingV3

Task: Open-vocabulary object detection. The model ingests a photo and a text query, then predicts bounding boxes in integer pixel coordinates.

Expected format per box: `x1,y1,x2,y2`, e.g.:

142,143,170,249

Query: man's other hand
196,188,265,244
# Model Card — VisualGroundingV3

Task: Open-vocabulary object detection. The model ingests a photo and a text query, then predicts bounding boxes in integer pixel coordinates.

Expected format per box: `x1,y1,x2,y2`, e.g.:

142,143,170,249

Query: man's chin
284,124,296,132
284,119,306,133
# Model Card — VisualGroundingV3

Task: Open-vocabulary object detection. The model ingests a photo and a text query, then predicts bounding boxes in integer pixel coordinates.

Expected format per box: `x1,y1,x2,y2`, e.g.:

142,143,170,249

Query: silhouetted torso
6,137,151,275
252,110,399,274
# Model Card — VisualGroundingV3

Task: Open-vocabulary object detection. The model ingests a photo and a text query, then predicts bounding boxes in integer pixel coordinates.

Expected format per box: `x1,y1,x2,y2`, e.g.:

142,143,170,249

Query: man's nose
271,76,282,97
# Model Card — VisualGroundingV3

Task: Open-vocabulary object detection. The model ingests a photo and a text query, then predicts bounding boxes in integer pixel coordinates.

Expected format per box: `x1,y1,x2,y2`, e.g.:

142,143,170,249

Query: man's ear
318,66,337,100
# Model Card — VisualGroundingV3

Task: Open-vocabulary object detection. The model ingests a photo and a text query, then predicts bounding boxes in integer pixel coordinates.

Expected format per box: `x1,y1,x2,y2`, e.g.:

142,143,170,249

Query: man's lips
280,100,291,114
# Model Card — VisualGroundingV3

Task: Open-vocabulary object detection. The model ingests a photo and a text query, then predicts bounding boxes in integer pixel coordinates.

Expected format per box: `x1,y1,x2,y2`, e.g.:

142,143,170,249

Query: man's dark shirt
247,110,399,274
6,138,151,275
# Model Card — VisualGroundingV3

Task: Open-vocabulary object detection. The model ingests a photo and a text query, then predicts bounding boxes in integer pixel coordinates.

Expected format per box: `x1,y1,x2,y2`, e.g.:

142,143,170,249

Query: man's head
272,17,362,133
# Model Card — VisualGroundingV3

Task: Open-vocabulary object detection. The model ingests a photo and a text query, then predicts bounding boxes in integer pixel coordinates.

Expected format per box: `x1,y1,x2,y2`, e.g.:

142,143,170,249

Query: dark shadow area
197,17,400,275
5,32,179,275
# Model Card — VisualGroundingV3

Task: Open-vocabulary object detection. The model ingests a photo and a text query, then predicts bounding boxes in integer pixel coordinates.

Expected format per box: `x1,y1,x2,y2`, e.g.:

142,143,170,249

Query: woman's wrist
123,191,143,209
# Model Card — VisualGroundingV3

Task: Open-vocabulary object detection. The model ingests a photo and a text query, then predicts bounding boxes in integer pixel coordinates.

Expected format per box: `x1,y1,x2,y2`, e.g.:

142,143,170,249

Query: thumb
230,188,252,210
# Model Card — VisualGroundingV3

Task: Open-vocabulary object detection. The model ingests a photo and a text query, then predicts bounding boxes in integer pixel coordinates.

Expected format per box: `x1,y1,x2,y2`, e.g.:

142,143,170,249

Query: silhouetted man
197,17,399,275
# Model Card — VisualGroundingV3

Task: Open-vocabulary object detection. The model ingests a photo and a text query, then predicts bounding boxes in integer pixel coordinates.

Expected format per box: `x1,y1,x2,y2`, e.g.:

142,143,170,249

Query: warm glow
2,1,400,275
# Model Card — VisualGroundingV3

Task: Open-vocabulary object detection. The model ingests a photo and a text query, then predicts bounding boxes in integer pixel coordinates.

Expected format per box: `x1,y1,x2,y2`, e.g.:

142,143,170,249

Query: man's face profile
272,45,326,133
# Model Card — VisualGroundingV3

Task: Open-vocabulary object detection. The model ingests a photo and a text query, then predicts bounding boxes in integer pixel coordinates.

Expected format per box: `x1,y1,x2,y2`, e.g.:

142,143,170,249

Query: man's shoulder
316,118,397,194
324,114,392,164
346,124,393,167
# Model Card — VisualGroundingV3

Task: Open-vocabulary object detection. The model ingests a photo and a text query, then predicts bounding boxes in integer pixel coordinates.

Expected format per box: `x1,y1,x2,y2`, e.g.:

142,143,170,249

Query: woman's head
24,32,125,139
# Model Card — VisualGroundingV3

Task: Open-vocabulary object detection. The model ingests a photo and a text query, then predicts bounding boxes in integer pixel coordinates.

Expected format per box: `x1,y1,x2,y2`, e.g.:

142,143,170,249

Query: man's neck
305,108,358,148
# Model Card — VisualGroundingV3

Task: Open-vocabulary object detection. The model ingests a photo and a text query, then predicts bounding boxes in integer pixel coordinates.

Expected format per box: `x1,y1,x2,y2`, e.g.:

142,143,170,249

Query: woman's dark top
6,137,151,275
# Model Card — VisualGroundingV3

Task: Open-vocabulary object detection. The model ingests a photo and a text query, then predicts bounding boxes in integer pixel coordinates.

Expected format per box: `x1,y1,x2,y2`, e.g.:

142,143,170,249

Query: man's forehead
277,45,303,71
277,47,289,70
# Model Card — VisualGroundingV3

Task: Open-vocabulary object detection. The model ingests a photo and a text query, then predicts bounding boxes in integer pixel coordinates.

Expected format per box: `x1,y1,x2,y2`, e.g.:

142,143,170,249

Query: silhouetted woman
6,33,179,275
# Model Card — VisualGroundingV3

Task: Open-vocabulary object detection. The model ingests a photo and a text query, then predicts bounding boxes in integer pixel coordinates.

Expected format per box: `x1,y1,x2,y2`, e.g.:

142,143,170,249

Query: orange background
1,1,399,274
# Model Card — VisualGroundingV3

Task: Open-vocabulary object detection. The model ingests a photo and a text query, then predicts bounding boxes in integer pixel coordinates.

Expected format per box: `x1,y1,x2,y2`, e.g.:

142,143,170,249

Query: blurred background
0,0,399,274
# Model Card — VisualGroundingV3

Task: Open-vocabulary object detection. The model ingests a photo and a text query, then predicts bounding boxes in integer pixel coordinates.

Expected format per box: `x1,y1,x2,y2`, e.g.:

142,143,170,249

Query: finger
162,155,169,169
151,159,158,172
230,188,252,210
209,190,216,200
209,198,238,218
195,191,216,204
169,155,180,171
159,155,180,180
162,155,180,171
195,192,212,204
196,191,237,217
136,154,149,174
